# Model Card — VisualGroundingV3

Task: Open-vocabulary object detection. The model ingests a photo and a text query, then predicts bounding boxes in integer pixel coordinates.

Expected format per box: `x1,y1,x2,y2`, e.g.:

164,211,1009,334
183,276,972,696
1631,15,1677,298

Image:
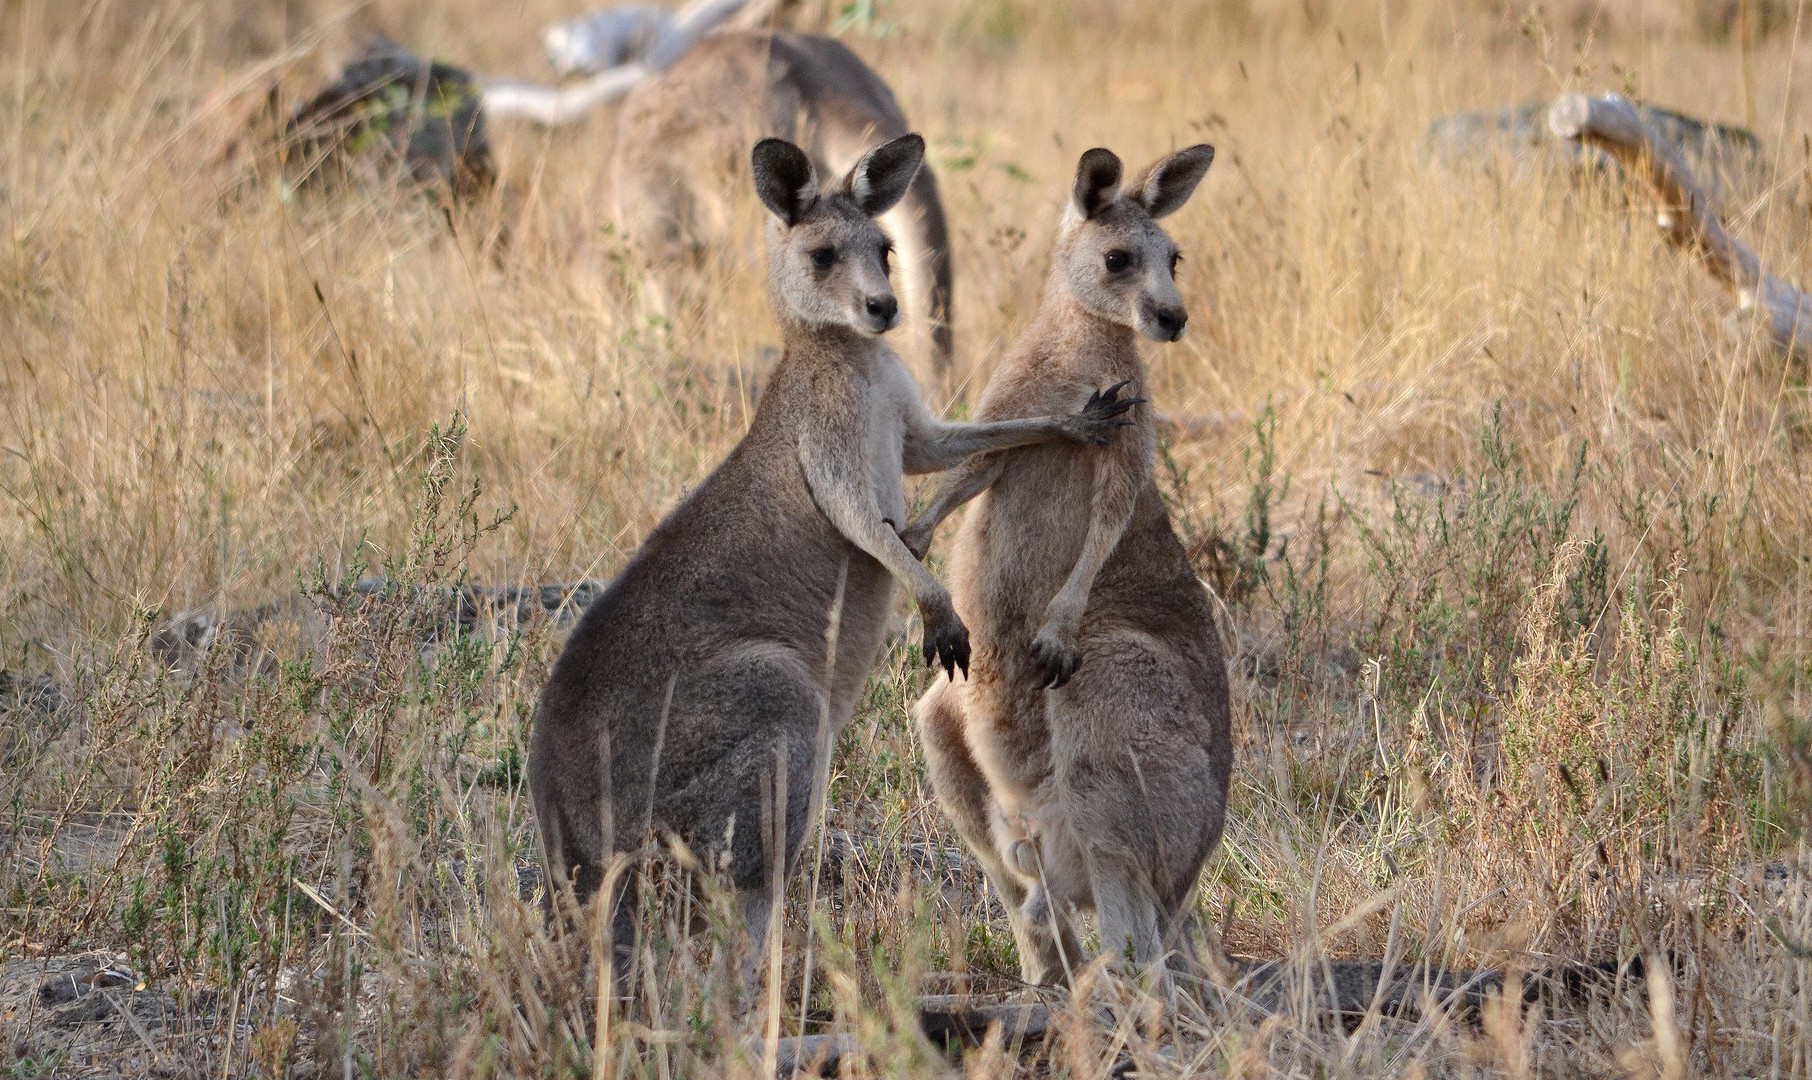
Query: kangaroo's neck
1022,284,1140,374
775,315,890,373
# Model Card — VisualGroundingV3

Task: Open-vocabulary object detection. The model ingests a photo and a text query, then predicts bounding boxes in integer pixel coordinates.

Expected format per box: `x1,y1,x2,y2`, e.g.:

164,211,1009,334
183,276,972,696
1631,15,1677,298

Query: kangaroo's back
613,29,954,377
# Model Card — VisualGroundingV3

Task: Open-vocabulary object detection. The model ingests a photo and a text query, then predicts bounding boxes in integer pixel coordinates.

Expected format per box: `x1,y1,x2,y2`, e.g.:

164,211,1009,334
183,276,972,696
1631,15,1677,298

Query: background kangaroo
530,133,1131,971
903,144,1230,988
612,28,955,379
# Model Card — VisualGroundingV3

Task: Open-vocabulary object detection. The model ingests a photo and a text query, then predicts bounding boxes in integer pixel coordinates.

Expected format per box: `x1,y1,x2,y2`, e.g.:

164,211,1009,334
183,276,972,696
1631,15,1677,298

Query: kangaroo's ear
1130,144,1214,220
844,133,924,217
752,138,819,225
1071,147,1123,221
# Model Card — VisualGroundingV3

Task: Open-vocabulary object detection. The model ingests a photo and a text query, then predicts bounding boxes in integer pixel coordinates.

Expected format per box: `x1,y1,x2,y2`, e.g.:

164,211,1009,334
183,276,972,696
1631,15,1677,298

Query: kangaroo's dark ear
844,133,924,217
1130,144,1214,219
1071,147,1123,221
752,138,819,225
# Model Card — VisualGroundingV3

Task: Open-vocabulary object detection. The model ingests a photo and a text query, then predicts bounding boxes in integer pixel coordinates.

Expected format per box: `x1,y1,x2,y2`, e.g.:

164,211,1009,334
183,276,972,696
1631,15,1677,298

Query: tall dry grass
4,0,1812,1076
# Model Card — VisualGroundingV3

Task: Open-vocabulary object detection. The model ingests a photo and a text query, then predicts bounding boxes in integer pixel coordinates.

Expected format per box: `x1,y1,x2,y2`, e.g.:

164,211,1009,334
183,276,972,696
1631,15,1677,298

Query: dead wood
1547,92,1812,366
1424,101,1763,200
480,0,792,125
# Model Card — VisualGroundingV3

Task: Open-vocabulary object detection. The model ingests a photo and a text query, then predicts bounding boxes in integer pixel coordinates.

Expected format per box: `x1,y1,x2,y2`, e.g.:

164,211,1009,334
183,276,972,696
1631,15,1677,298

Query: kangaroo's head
752,134,924,338
1052,144,1215,342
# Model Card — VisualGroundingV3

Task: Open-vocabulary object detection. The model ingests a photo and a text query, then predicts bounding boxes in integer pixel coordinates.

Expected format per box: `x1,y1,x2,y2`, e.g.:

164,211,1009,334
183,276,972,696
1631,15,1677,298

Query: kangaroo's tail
891,163,955,384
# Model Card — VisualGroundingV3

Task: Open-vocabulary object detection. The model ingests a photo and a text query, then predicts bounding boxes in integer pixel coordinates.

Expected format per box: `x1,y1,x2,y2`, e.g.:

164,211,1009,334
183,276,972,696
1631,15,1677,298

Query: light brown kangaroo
529,134,1133,977
902,145,1231,989
612,28,955,379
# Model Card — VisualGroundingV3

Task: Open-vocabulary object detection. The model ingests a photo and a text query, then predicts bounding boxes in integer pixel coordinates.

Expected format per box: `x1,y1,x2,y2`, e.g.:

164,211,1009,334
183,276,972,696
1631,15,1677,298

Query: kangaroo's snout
864,293,900,332
1140,301,1188,342
1145,304,1188,342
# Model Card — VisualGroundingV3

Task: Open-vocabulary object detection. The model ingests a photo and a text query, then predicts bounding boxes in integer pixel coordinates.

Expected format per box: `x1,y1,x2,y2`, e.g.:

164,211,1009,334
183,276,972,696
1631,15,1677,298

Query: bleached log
1547,92,1812,364
479,65,653,125
482,0,788,125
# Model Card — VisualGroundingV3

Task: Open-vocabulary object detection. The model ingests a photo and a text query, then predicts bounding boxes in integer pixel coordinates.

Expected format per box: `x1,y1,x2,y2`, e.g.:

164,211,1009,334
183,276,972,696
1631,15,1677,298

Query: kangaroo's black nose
866,296,898,321
1154,308,1186,340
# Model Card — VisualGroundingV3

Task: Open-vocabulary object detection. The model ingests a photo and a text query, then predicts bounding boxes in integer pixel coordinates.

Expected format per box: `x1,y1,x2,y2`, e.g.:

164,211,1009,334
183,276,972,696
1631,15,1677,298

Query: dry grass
5,0,1812,1076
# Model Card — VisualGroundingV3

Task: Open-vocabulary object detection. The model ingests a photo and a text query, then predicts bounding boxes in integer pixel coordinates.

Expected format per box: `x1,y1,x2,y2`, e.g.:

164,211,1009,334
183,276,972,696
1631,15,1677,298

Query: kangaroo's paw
1077,381,1147,444
1030,623,1081,688
897,516,936,561
920,599,971,679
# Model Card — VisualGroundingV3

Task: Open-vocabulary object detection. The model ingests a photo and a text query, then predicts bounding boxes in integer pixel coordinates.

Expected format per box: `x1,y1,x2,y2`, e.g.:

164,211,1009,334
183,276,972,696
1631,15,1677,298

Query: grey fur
528,135,1135,975
904,145,1231,990
613,30,956,379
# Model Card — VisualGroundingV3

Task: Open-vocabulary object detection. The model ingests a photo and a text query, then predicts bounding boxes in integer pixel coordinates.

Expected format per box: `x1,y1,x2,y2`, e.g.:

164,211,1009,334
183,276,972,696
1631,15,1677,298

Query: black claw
943,634,969,679
1082,383,1146,429
1035,647,1080,689
925,622,970,680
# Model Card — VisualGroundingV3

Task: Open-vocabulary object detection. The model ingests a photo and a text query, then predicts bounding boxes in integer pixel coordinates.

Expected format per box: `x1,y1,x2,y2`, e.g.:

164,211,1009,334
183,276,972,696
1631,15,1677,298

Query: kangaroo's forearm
800,443,948,607
1052,463,1140,613
902,416,1065,474
849,513,946,604
1057,508,1132,608
906,453,1004,538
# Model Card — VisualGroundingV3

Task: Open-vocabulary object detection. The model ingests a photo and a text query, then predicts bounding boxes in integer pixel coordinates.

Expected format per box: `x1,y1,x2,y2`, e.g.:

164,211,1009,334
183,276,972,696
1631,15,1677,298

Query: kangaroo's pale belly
952,449,1095,636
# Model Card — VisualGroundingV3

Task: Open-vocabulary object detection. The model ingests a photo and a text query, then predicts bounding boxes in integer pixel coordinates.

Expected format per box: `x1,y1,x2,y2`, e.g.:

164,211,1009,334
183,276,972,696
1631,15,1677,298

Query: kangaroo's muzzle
862,294,900,333
1140,300,1188,342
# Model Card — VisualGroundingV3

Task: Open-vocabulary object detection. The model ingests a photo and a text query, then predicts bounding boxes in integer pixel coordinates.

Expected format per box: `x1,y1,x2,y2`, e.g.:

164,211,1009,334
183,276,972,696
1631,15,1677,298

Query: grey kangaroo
529,133,1134,975
612,29,955,379
902,145,1231,990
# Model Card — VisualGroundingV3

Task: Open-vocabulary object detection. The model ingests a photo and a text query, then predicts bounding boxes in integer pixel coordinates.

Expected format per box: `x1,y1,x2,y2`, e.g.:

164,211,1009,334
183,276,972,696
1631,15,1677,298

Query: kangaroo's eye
1170,250,1182,274
880,242,893,275
1104,250,1131,273
811,247,837,270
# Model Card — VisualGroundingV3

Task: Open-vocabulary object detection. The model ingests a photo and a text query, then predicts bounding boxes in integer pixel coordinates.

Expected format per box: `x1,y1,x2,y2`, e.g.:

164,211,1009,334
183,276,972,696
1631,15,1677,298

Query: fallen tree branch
1546,92,1812,365
479,65,653,125
481,0,789,125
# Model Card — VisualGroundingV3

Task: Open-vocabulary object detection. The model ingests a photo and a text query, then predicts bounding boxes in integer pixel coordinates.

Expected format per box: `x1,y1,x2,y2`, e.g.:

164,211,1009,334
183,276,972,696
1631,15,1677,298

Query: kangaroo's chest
953,446,1100,612
856,358,917,524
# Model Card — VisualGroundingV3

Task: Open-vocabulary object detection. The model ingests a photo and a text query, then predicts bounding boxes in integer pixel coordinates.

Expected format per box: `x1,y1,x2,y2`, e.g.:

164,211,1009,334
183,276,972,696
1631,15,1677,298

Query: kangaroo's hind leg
1057,642,1219,992
1086,852,1167,974
916,681,1080,987
664,651,824,999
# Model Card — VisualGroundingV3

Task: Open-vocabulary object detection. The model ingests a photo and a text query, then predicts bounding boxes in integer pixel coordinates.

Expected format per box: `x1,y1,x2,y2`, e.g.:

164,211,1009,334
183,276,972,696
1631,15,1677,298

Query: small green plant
1169,400,1287,610
832,0,898,38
